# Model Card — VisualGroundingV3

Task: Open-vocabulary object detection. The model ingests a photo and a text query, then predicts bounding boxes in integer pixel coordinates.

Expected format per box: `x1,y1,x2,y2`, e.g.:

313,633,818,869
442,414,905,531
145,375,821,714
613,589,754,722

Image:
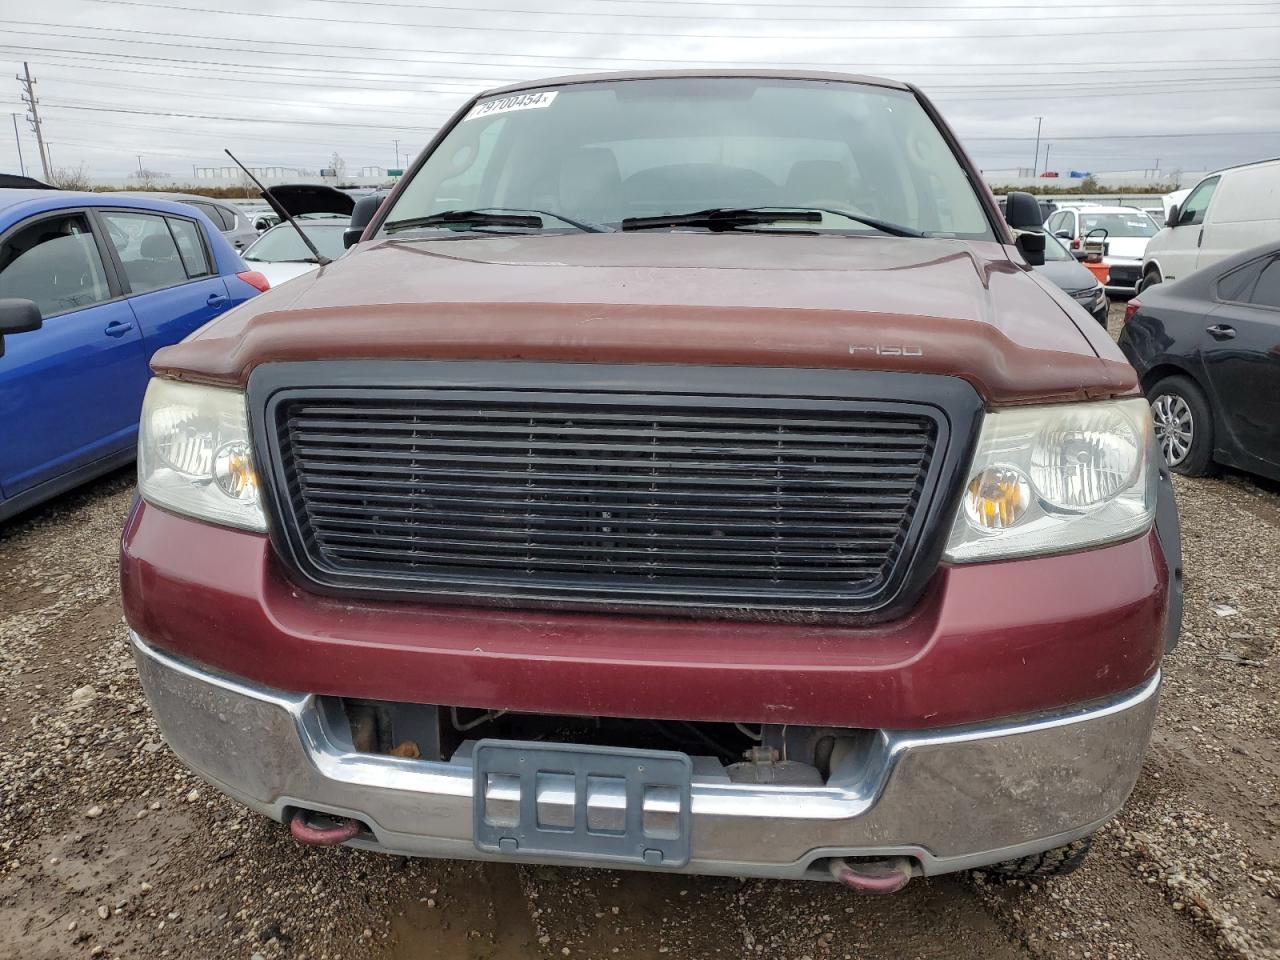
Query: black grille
254,363,976,618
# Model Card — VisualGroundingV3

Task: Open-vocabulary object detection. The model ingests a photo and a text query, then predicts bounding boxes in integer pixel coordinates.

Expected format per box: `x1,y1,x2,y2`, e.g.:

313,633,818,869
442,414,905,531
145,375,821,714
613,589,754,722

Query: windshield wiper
621,206,925,238
384,208,607,235
621,208,821,232
783,207,925,238
385,210,543,233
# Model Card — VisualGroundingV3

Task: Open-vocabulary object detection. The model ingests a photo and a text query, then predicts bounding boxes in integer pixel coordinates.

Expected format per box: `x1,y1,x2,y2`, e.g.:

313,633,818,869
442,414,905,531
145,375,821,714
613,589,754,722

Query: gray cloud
4,0,1279,179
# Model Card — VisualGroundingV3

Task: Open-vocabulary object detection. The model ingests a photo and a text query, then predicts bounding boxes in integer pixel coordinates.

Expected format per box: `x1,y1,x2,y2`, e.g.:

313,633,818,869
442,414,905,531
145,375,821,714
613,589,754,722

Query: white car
1140,158,1280,292
1044,205,1160,295
240,221,349,287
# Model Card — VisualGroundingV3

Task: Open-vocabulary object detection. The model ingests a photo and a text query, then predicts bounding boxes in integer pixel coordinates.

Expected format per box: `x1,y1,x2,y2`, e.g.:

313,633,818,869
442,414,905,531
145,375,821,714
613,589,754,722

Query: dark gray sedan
1119,242,1280,479
1035,228,1108,325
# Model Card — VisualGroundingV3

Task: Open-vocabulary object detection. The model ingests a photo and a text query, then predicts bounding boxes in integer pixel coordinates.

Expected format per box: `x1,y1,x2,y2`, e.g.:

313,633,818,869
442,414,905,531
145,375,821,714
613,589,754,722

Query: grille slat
324,543,888,578
289,425,930,449
309,515,901,550
288,405,930,433
293,459,922,489
308,504,902,535
267,378,949,615
296,483,911,522
287,443,928,472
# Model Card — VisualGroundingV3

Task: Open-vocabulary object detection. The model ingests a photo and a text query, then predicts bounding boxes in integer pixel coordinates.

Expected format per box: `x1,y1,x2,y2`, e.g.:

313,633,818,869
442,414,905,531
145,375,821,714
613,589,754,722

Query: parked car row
1045,204,1160,295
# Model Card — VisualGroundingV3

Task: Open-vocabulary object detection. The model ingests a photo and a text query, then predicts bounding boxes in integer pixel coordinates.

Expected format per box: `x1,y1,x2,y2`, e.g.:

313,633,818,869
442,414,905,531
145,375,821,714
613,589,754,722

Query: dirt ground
2,306,1278,959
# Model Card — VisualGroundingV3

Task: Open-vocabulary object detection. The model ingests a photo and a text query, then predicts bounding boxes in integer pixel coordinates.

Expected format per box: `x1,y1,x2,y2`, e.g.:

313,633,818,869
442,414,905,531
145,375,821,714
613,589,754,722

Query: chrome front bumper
131,632,1159,881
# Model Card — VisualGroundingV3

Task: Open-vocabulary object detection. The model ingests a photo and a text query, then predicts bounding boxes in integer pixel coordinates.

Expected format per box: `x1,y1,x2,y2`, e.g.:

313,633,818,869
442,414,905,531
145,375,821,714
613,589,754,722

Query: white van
1140,157,1280,291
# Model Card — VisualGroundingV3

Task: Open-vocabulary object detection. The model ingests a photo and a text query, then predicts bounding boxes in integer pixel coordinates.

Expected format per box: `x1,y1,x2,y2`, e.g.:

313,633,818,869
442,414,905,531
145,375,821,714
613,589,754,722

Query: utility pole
1043,143,1052,175
1032,116,1043,176
137,154,144,178
393,138,400,170
10,113,25,177
17,61,51,180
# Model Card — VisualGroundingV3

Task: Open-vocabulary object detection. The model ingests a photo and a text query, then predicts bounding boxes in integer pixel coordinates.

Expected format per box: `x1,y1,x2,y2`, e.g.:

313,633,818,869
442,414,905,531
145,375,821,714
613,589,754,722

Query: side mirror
1004,191,1043,229
345,194,384,249
0,298,42,360
1165,204,1180,228
1015,229,1046,267
1054,229,1071,239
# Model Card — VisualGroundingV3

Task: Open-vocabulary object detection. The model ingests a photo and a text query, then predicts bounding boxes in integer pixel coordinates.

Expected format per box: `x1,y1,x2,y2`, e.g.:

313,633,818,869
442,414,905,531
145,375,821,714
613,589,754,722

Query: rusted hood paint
154,232,1137,405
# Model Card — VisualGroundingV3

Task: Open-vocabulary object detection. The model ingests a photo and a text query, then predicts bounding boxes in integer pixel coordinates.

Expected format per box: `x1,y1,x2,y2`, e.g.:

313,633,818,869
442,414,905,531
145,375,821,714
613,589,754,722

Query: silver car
116,192,259,252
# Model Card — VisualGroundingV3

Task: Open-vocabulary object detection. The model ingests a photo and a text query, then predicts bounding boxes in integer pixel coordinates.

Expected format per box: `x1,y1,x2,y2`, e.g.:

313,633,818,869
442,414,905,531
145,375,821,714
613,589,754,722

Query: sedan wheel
1146,374,1215,476
1152,393,1194,467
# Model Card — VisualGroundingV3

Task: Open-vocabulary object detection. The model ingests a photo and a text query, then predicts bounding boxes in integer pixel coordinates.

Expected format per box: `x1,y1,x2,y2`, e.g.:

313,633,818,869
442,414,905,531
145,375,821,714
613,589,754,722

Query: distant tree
131,167,169,188
1079,176,1101,193
50,163,91,190
328,152,347,178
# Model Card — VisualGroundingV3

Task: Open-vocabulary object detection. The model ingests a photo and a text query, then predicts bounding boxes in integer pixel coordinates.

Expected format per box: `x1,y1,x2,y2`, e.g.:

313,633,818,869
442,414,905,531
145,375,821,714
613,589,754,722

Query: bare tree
49,163,92,190
328,152,347,179
130,168,170,189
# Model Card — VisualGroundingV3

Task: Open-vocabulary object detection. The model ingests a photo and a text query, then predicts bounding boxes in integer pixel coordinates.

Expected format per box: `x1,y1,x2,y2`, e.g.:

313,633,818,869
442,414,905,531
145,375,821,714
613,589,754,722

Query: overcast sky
4,0,1279,180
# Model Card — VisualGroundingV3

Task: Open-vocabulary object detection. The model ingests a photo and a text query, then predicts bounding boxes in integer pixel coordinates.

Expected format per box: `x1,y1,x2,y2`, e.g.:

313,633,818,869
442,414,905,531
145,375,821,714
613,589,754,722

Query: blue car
0,189,267,521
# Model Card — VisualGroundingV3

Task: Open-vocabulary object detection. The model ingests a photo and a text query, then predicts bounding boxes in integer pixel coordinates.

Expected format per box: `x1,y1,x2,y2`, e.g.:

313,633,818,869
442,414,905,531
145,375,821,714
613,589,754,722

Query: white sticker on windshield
463,90,558,122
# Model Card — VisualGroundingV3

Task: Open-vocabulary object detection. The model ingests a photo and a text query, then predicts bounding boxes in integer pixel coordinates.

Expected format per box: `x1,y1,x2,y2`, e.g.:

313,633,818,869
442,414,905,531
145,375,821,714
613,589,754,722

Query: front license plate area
472,740,693,867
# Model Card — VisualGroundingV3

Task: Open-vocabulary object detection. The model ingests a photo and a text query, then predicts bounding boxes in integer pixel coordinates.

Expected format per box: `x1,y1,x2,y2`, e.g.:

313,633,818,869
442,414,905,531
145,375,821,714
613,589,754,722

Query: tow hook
828,856,914,894
288,809,362,846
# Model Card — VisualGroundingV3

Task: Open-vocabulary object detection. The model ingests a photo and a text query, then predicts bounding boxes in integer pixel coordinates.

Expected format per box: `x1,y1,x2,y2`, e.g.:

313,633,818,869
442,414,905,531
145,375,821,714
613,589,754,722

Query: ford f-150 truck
121,71,1182,892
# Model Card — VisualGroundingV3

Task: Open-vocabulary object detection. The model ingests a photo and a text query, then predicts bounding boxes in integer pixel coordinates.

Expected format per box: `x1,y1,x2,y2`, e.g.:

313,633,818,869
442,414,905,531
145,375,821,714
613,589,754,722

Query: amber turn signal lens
213,441,259,502
963,466,1030,530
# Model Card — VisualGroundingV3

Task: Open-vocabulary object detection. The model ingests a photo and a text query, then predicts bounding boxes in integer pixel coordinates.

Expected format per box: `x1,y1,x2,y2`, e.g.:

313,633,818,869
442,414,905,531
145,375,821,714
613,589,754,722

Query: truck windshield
1079,213,1159,239
384,78,994,239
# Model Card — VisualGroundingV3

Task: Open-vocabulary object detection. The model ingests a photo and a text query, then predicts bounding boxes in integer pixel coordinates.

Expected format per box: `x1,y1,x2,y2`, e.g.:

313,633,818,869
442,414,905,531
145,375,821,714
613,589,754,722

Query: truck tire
983,836,1093,879
1138,266,1162,293
1148,374,1216,477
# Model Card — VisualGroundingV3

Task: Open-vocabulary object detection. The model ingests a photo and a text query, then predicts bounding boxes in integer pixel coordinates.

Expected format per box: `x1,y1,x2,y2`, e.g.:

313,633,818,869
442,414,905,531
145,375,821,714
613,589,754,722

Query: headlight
945,398,1156,562
1070,285,1105,310
138,378,266,532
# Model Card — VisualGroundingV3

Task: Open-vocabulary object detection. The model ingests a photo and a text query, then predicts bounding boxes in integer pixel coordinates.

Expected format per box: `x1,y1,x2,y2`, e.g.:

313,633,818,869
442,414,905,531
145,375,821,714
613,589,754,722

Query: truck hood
157,232,1135,404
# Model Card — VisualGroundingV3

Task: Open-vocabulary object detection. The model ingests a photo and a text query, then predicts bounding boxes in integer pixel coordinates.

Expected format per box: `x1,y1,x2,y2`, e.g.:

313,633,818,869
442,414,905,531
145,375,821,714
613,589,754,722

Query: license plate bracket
472,740,693,867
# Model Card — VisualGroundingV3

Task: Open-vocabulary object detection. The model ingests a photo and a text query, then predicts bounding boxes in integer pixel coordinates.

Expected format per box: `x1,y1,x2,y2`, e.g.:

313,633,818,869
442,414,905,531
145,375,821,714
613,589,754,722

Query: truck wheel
983,836,1093,880
1148,375,1216,477
1138,267,1162,293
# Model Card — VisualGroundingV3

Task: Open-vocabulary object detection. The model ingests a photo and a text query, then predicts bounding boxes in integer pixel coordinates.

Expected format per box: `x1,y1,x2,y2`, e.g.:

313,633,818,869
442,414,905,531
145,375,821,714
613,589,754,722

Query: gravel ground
2,305,1277,959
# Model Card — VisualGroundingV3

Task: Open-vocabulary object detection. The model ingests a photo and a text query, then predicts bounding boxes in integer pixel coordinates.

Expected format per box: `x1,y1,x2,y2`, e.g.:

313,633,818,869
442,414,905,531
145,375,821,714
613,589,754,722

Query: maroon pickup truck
121,71,1181,891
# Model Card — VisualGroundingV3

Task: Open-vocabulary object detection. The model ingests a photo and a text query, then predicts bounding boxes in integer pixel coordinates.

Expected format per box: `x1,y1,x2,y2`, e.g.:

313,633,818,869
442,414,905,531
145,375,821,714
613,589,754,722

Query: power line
294,0,1280,22
965,130,1280,141
36,96,1280,143
934,82,1280,101
308,0,1277,8
9,36,1280,78
21,60,488,97
75,0,1280,41
34,76,462,118
3,30,502,84
40,100,437,132
10,45,1280,108
52,68,1280,103
38,112,428,151
20,33,1280,96
14,22,1280,78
